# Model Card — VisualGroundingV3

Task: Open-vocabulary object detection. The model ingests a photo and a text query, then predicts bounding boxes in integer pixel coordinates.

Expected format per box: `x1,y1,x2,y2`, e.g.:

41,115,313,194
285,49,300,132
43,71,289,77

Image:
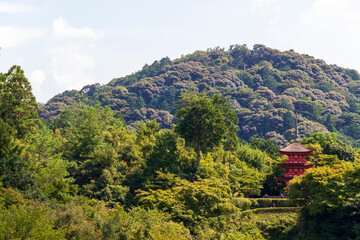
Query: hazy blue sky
1,0,359,103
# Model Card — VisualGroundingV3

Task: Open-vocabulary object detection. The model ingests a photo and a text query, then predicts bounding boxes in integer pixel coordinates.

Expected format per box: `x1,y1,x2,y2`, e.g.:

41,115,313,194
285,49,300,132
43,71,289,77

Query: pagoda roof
278,163,314,167
276,176,293,181
279,142,313,154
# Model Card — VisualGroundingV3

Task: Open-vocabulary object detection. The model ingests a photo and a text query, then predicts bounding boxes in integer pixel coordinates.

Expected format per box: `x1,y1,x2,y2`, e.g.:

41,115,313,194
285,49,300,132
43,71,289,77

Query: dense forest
41,44,360,147
0,46,359,239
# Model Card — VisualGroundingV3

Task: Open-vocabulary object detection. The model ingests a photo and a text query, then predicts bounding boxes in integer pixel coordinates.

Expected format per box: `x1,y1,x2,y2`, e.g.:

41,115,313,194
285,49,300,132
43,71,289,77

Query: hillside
1,52,359,239
40,44,360,146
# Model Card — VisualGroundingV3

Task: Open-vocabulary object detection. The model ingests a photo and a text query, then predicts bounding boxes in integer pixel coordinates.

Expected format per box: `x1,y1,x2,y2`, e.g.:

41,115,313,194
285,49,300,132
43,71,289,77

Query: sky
1,0,360,103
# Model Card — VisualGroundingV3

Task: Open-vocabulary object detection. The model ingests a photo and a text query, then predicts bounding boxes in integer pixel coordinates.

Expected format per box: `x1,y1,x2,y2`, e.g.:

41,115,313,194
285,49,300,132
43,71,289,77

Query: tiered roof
279,142,312,154
278,163,313,167
276,115,314,187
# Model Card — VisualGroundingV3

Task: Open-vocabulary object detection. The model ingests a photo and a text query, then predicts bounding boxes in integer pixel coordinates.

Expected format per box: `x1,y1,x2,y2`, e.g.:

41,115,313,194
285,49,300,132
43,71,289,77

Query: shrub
231,198,252,210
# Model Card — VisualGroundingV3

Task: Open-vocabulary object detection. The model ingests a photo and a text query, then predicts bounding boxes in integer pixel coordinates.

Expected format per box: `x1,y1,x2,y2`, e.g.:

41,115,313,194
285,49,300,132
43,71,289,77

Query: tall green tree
0,118,36,191
24,125,77,202
229,44,250,69
145,130,180,176
175,92,238,169
48,106,133,203
0,65,39,138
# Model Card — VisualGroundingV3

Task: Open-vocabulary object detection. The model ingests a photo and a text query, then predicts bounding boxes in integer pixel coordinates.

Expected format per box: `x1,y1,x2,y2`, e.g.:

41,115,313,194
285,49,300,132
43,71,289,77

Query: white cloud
30,70,46,86
250,0,283,38
293,0,360,69
48,45,96,90
29,70,46,103
300,0,360,34
251,0,281,12
42,18,103,97
52,18,103,39
0,26,45,48
0,2,35,13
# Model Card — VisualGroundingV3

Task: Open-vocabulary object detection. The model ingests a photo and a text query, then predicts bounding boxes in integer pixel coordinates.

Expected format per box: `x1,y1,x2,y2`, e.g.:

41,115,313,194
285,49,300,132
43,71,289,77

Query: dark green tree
250,137,281,159
324,113,337,132
229,44,250,69
0,65,39,138
0,119,33,190
259,65,278,92
280,100,293,111
175,92,238,169
283,110,295,131
294,100,323,121
145,130,179,176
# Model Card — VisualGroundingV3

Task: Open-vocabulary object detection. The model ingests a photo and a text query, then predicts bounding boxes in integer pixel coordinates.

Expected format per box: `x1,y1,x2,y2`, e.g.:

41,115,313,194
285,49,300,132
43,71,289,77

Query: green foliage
145,130,180,176
4,47,360,239
261,157,286,196
197,153,229,185
240,207,300,215
259,64,279,92
345,68,360,80
0,118,34,191
289,162,360,239
231,197,252,210
148,221,191,240
0,65,39,138
229,164,263,197
236,143,271,173
53,198,109,239
282,110,295,131
301,132,356,161
323,140,356,161
316,81,334,92
229,44,251,69
293,99,323,121
0,188,64,239
103,207,191,240
0,204,64,239
39,44,360,147
224,209,299,240
250,137,281,159
136,120,161,159
324,113,337,132
0,187,26,208
46,106,135,203
314,154,342,167
175,92,238,169
246,198,304,208
24,125,77,202
137,175,237,229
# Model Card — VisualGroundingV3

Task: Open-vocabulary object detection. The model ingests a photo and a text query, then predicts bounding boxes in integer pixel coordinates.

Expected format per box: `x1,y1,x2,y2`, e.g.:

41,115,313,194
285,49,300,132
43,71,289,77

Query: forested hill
40,44,360,146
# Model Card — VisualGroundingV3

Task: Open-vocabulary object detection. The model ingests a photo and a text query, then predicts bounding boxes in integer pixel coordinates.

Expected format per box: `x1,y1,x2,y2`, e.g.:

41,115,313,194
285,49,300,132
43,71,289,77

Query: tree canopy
2,45,360,239
0,65,39,138
175,92,238,169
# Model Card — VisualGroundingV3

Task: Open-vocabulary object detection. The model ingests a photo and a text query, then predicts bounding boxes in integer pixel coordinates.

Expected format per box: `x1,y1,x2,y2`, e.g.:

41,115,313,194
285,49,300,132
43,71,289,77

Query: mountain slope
40,44,360,146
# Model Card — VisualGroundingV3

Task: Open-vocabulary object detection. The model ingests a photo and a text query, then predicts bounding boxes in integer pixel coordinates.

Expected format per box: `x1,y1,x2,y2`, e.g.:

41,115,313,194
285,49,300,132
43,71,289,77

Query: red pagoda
277,118,314,187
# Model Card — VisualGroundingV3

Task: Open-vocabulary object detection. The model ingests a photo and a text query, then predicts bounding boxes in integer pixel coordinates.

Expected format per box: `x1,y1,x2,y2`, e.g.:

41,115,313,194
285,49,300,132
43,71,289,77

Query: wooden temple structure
277,117,314,187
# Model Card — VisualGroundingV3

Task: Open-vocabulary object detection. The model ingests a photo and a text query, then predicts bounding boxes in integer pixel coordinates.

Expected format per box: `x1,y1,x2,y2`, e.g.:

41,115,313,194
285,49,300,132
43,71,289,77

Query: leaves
0,65,39,138
175,92,238,169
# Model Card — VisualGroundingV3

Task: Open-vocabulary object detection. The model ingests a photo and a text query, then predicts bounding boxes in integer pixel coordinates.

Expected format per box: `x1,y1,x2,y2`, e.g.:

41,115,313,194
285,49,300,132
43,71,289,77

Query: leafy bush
250,198,304,208
231,197,252,210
